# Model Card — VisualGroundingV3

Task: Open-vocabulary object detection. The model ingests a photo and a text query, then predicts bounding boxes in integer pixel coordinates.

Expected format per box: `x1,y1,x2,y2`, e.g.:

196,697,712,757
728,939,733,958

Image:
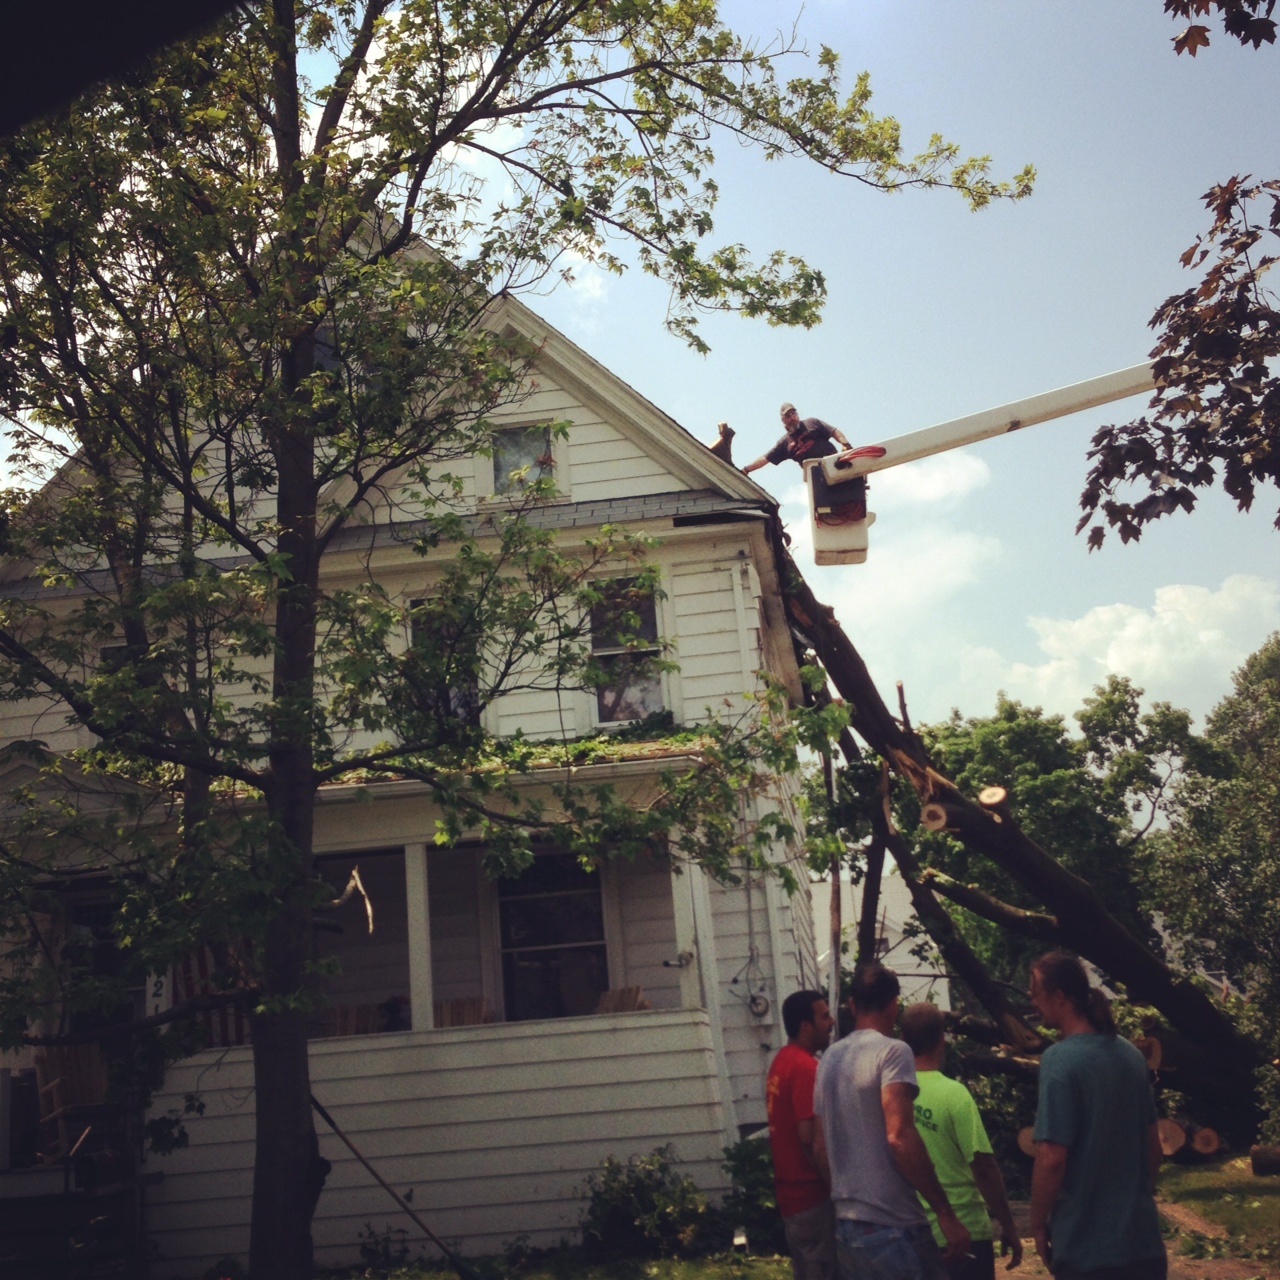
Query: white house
0,294,826,1274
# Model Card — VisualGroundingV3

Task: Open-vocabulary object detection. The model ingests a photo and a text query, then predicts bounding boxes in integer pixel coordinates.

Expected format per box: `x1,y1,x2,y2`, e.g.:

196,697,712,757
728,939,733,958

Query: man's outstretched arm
882,1083,970,1262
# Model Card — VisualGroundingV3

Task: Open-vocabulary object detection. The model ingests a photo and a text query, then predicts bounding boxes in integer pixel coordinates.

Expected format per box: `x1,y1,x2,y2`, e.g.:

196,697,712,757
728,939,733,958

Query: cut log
1157,1117,1187,1158
1133,1034,1163,1071
1250,1144,1280,1176
1017,1127,1037,1158
920,802,957,832
978,786,1009,811
1188,1124,1222,1158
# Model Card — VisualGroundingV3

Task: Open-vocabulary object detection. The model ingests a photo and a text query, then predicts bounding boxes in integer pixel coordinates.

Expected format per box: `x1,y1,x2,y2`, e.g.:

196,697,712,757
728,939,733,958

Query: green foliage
579,1146,727,1259
1144,633,1280,1139
1159,1158,1280,1259
905,678,1187,987
1080,176,1280,545
720,1135,787,1256
0,2,1028,1270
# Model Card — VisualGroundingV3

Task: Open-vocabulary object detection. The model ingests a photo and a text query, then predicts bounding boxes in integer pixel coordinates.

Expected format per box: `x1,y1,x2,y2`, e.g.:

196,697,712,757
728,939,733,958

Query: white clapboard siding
565,420,688,503
145,1009,728,1273
615,859,681,1010
669,565,752,720
491,682,579,740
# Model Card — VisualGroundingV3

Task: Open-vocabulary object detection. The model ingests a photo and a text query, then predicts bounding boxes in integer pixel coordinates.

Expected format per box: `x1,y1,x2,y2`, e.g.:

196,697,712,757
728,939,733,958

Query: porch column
404,842,433,1029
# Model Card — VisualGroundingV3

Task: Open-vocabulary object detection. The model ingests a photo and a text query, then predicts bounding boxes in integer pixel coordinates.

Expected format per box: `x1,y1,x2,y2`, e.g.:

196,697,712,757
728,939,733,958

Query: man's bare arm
882,1084,970,1261
799,1117,831,1189
971,1151,1023,1270
1030,1140,1069,1268
1147,1121,1163,1192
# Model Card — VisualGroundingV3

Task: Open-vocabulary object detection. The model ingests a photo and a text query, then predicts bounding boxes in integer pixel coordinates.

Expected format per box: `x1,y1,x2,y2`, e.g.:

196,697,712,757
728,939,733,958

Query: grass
1159,1156,1280,1261
317,1257,793,1280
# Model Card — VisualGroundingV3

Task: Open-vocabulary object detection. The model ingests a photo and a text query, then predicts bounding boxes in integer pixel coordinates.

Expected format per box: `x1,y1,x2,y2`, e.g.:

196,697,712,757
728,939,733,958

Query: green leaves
1079,177,1280,546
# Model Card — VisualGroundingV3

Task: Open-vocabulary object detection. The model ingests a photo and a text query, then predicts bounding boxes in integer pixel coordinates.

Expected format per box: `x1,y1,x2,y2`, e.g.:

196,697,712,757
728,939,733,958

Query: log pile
1251,1145,1280,1176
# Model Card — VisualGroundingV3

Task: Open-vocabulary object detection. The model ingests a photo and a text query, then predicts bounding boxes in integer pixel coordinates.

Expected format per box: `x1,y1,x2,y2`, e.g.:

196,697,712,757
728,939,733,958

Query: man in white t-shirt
815,962,970,1280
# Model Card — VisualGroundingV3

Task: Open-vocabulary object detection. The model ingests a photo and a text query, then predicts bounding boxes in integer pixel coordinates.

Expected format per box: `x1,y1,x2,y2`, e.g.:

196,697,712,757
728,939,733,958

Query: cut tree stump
1251,1144,1280,1176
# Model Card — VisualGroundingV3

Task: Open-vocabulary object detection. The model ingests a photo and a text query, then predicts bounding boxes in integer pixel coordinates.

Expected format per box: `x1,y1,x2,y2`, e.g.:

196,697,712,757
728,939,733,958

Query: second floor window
590,578,663,724
492,425,553,496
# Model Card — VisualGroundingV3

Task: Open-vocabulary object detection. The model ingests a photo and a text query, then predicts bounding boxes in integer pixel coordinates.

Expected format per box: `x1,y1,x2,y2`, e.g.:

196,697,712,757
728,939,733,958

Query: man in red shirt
768,989,837,1280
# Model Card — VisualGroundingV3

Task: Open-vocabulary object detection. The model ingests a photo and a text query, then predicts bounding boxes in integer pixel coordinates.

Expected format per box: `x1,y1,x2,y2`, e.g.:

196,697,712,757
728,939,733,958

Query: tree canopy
1145,632,1280,1139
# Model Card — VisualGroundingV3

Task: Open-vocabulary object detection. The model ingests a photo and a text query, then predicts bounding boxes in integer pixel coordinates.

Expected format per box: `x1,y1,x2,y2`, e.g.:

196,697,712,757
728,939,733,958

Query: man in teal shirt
901,1003,1022,1279
1028,952,1166,1279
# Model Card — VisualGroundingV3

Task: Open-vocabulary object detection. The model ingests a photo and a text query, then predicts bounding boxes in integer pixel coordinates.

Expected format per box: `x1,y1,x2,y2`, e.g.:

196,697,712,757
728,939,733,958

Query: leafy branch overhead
1078,177,1280,545
1165,0,1277,56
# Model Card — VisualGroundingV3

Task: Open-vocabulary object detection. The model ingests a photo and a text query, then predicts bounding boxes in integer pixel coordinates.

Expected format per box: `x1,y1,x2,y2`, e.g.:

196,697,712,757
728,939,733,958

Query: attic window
492,425,553,495
590,578,664,724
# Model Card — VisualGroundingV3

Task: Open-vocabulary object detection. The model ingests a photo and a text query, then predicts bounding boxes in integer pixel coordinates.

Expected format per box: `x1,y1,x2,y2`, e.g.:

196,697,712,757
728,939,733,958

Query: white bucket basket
806,456,873,565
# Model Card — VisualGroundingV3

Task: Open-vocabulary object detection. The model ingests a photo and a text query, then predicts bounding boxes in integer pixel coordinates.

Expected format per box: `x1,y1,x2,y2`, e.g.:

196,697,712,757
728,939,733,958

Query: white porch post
404,842,434,1030
687,866,739,1146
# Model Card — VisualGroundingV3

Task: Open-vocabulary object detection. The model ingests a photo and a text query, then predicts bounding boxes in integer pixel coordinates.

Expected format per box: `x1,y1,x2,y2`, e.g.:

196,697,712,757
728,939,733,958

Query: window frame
477,420,569,505
587,574,669,728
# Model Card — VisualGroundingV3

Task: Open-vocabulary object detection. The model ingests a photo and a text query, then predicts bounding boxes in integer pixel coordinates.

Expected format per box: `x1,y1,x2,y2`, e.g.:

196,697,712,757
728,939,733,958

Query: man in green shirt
901,1003,1022,1280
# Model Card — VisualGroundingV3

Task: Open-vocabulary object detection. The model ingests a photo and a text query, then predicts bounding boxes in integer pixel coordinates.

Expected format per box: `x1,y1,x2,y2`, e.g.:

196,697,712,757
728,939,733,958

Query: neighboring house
0,294,823,1273
810,867,952,1008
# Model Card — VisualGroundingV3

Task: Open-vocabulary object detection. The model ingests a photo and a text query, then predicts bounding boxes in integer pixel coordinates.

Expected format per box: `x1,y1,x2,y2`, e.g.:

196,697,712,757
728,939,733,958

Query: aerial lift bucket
806,450,881,565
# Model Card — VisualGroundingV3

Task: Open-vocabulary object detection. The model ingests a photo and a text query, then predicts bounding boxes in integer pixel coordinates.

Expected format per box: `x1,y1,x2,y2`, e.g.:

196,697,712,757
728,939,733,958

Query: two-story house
0,292,823,1274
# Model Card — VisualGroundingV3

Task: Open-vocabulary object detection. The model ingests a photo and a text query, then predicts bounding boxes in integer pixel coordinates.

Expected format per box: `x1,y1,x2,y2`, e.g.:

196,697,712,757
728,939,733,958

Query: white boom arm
808,361,1158,566
828,361,1156,479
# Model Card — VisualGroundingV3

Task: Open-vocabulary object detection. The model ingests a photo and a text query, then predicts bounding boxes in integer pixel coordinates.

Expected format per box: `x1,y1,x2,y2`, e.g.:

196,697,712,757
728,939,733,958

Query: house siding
145,1009,728,1272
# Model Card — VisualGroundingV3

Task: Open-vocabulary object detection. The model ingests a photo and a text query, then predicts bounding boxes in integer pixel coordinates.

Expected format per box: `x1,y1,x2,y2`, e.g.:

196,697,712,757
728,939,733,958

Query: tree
1079,5,1278,545
780,551,1258,1094
0,5,1030,1275
1145,632,1280,1139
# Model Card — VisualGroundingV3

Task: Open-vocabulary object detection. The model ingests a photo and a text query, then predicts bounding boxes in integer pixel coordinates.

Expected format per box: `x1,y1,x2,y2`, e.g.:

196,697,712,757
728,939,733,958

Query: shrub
579,1145,726,1258
721,1133,788,1256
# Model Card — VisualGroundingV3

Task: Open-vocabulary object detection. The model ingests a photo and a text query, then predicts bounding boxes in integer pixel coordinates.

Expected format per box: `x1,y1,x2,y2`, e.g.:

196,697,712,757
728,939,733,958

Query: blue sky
530,0,1280,731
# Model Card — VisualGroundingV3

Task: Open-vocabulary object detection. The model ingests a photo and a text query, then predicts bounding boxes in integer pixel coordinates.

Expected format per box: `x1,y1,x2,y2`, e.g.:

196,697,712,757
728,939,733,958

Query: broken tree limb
777,543,1257,1084
945,1014,1013,1048
869,807,1047,1056
857,834,887,967
922,870,1063,945
920,801,962,833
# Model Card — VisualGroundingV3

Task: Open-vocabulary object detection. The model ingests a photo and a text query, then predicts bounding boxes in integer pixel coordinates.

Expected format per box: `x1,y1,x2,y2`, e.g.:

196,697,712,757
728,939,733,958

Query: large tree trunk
780,544,1257,1081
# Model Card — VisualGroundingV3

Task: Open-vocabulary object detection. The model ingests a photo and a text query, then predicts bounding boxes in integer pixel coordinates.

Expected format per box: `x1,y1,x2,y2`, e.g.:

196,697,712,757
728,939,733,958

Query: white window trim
584,570,681,731
476,420,570,506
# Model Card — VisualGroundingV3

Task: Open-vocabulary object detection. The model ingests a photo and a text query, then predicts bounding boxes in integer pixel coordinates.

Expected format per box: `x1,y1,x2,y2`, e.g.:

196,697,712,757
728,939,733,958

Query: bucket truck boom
809,361,1156,565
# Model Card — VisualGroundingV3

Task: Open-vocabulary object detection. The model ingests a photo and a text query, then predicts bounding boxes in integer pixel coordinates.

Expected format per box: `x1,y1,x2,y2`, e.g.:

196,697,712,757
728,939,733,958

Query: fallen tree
780,541,1260,1119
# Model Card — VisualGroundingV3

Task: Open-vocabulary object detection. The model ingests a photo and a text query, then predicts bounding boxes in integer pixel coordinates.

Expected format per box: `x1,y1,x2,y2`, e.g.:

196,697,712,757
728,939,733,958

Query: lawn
315,1257,793,1280
1159,1157,1280,1261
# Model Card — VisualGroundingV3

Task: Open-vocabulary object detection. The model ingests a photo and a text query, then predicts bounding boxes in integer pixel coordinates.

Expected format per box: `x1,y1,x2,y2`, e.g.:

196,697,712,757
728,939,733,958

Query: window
492,424,553,496
590,578,664,723
497,853,608,1021
405,599,482,732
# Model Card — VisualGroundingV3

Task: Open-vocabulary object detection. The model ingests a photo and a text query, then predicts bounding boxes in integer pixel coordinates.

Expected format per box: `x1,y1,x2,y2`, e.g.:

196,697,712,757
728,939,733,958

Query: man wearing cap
743,403,852,474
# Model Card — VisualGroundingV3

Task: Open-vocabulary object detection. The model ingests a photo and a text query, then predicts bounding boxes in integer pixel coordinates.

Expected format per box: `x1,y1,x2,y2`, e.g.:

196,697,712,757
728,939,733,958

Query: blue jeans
834,1219,948,1280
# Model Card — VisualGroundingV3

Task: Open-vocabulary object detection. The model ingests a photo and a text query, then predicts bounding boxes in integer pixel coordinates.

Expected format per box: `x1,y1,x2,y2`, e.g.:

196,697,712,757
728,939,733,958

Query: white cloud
869,451,991,508
1001,575,1280,720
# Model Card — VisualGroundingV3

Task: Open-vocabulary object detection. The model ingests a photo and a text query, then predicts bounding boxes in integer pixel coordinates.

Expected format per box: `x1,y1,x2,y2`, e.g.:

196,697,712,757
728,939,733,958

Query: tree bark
856,833,886,967
922,870,1063,945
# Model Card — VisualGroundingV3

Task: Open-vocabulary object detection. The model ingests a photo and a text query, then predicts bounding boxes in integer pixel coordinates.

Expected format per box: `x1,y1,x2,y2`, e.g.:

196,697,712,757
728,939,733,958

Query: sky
528,0,1280,733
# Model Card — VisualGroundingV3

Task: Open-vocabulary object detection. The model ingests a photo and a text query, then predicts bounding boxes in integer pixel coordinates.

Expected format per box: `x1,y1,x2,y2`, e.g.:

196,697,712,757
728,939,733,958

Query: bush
580,1145,726,1258
721,1133,788,1256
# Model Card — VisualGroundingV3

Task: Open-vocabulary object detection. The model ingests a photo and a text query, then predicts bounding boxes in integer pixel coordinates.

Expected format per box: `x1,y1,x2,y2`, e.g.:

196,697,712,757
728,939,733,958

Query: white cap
780,402,796,418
